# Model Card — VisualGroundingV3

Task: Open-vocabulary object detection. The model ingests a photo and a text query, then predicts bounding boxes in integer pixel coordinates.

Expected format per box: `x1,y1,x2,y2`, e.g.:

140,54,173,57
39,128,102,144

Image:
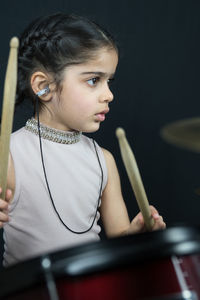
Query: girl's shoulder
101,147,116,167
11,126,29,143
11,126,26,136
81,134,115,162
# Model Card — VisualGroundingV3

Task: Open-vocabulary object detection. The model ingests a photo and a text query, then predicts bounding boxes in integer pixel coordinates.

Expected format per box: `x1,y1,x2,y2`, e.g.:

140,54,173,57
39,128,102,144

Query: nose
99,84,114,103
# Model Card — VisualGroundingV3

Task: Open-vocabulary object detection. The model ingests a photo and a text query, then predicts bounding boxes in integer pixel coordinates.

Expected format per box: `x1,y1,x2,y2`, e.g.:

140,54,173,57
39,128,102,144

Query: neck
34,111,72,132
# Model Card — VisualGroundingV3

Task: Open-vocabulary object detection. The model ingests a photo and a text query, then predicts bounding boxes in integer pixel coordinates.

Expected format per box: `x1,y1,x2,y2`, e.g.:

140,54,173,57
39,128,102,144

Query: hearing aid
36,86,50,96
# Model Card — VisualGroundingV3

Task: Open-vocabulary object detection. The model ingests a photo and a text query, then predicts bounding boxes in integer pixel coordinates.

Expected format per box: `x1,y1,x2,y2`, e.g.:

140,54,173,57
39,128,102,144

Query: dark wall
0,0,200,238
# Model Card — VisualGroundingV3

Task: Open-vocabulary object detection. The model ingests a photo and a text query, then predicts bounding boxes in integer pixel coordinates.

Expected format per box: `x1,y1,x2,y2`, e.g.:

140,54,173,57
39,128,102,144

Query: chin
82,123,101,133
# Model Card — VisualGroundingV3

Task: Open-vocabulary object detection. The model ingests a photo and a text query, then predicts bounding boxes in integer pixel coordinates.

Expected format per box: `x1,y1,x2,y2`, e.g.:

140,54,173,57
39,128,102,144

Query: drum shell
1,225,200,300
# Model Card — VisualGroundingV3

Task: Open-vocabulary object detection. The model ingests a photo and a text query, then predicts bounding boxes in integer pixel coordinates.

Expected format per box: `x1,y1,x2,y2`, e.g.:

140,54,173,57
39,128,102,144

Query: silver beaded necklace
25,117,82,144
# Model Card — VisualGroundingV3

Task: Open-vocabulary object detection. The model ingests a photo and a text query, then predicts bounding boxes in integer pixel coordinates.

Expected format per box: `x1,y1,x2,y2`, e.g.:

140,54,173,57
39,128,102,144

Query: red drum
0,225,200,300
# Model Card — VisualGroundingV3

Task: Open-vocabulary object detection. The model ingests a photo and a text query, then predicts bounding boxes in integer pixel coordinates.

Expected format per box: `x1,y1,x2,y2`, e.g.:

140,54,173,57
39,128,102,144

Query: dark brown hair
16,12,118,106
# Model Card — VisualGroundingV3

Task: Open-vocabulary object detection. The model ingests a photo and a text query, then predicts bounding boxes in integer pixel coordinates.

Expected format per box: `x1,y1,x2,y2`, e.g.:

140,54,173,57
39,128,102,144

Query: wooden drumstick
0,37,19,200
116,127,154,231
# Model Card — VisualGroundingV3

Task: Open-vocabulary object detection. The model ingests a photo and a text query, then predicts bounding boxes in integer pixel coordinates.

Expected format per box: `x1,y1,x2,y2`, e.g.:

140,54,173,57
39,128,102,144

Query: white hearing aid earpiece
36,86,50,96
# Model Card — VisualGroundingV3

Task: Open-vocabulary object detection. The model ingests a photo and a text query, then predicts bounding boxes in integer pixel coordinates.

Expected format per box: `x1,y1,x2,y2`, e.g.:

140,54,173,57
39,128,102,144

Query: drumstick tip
10,37,19,48
116,127,125,139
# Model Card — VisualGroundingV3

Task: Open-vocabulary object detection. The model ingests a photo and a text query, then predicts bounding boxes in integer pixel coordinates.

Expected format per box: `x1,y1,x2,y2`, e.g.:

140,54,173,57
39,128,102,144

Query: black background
0,0,200,262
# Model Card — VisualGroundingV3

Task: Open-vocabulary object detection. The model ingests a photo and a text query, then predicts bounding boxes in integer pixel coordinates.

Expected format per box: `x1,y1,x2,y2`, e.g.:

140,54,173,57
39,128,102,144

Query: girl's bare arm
100,148,166,237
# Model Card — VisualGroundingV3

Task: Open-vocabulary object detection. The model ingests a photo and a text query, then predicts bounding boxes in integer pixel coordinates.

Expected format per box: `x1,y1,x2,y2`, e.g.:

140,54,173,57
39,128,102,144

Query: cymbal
160,117,200,153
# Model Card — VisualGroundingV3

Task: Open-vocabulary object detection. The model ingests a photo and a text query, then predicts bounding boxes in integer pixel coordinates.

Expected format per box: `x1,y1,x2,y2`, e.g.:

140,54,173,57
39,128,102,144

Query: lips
95,109,109,122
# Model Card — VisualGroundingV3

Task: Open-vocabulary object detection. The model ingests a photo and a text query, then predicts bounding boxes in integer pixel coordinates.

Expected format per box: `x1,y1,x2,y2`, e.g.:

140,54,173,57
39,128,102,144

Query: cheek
61,87,94,115
72,99,93,117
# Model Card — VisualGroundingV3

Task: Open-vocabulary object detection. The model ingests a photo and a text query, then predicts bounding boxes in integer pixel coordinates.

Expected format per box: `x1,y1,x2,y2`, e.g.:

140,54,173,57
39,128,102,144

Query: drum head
0,224,200,298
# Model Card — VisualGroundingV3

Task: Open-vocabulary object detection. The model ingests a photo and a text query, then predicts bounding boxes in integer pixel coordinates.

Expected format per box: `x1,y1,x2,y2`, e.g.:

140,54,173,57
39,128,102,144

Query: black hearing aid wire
35,96,104,234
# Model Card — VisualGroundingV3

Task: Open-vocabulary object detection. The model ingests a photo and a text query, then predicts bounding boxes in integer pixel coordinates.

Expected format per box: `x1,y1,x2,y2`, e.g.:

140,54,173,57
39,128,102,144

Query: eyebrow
80,71,115,77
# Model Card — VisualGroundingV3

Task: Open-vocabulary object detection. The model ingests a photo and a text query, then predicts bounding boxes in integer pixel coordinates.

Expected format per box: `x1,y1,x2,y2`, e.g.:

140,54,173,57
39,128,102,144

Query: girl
0,13,165,266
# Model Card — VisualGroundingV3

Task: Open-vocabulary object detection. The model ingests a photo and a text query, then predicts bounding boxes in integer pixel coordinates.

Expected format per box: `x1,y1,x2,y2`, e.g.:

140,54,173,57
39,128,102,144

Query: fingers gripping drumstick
116,127,154,231
0,37,19,200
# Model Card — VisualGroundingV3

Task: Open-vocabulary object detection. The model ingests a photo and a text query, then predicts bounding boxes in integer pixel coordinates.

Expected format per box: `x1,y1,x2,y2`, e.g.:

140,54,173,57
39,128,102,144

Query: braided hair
16,13,118,108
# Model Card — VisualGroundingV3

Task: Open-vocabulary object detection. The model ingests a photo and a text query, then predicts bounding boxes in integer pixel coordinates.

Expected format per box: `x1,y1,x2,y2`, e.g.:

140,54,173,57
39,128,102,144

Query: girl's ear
30,71,53,101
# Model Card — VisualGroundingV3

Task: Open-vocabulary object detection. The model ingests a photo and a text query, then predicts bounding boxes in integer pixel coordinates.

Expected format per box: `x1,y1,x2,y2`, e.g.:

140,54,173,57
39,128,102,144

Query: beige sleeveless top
3,126,107,266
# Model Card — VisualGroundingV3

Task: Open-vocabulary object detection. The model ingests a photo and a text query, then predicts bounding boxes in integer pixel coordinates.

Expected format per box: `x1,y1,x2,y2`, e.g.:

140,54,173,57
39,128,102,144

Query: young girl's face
47,48,118,132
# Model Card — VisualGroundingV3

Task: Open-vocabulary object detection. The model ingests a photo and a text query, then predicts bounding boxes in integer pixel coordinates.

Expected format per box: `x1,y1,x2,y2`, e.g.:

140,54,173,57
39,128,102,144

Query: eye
87,77,100,86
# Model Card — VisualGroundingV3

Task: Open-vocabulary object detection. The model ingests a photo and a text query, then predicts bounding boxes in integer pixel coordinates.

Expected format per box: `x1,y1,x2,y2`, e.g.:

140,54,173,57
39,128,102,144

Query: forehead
86,48,118,68
65,49,118,76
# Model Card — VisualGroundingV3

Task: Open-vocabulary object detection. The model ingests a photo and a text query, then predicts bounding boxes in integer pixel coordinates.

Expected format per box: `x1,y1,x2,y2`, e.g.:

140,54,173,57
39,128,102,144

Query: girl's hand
0,188,12,228
126,205,166,235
